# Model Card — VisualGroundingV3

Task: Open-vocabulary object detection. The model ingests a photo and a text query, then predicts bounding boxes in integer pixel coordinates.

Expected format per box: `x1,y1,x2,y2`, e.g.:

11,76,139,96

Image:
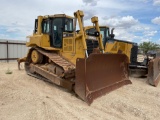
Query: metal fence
0,39,28,62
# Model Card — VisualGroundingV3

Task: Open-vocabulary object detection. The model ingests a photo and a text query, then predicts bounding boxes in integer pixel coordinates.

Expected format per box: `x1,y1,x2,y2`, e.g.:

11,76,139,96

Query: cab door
50,18,63,48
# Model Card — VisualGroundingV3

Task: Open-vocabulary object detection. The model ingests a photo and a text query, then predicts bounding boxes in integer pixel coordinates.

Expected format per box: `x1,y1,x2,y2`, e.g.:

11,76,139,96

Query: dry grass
5,68,13,74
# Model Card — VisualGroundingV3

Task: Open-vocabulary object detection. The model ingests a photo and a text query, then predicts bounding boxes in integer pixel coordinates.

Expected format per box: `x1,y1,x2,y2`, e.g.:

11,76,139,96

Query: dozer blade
75,54,131,105
148,57,160,87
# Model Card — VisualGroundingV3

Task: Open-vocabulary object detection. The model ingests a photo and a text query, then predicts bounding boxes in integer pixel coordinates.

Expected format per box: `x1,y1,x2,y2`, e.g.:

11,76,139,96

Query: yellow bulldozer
85,26,160,87
85,26,133,60
18,10,131,104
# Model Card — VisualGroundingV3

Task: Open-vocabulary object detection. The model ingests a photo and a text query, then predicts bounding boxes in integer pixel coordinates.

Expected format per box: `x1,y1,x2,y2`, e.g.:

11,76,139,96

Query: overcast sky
0,0,160,43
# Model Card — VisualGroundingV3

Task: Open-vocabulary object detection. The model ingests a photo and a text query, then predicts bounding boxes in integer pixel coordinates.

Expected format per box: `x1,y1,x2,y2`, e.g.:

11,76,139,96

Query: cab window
42,20,50,33
64,18,73,32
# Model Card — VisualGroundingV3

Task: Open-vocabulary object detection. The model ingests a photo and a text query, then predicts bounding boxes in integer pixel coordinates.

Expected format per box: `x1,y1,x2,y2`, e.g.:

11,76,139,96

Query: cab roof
43,14,74,19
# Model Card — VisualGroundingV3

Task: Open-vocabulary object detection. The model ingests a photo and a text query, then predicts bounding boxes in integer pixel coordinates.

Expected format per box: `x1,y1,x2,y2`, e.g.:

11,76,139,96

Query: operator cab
85,26,111,45
34,15,74,48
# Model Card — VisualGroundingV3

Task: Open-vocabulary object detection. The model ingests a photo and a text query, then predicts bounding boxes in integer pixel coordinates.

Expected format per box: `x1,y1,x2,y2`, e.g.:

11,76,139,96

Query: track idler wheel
31,50,43,64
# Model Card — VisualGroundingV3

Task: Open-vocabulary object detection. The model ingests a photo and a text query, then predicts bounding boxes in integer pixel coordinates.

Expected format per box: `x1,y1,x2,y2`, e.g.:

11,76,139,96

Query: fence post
7,41,9,63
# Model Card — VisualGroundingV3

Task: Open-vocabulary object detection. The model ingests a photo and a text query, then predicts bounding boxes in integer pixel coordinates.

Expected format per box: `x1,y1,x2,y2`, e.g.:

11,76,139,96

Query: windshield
65,18,73,32
86,28,97,36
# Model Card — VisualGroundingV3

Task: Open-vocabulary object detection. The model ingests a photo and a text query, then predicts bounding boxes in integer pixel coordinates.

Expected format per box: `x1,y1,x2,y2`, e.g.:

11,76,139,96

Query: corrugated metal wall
0,39,28,62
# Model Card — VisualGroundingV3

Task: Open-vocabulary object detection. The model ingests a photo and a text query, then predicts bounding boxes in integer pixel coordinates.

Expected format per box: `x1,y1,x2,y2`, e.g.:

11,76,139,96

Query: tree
139,41,160,54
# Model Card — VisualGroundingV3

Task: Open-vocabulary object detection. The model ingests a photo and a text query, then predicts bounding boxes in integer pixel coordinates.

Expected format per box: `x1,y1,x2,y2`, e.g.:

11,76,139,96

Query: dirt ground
0,62,160,120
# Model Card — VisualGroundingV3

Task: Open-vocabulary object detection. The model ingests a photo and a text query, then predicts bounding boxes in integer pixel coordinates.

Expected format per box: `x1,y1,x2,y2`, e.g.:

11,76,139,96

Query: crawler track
25,47,75,90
